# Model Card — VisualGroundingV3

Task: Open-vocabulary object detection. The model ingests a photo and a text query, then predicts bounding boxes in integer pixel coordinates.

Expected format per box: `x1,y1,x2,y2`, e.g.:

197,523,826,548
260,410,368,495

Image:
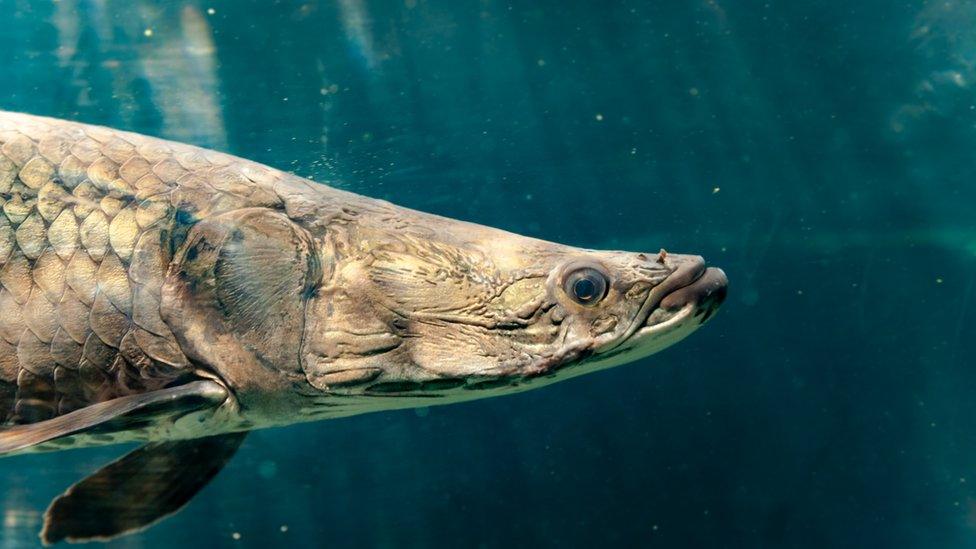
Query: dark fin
40,431,247,545
0,380,227,455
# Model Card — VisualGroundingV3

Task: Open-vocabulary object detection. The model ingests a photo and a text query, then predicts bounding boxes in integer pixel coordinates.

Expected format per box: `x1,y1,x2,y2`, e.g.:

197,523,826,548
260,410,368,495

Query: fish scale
0,112,285,426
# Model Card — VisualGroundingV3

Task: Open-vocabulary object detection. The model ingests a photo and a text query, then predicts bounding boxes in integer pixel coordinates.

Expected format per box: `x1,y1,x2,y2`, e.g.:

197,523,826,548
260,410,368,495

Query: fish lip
605,256,708,351
657,266,728,319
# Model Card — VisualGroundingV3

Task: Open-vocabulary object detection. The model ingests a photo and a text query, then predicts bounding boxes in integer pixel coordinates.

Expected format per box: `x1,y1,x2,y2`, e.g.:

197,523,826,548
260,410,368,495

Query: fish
0,111,728,544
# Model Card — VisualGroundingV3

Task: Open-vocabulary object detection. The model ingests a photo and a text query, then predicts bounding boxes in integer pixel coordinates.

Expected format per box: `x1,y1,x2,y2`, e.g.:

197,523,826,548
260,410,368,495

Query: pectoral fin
0,380,228,455
40,431,247,545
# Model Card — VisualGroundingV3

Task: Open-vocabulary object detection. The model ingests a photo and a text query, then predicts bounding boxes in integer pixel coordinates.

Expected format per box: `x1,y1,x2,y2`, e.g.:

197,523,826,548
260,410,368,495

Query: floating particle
207,7,216,14
537,59,546,66
143,28,153,37
689,87,699,96
280,525,289,533
232,532,241,540
595,113,604,121
712,187,720,194
936,278,944,284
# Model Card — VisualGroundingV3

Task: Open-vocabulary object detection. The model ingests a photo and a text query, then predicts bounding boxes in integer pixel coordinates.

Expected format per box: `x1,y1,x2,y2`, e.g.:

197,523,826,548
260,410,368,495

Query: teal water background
2,0,976,547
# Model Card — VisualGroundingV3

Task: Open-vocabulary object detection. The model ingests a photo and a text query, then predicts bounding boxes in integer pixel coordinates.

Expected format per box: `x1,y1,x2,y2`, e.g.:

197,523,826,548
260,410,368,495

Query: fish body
0,112,727,543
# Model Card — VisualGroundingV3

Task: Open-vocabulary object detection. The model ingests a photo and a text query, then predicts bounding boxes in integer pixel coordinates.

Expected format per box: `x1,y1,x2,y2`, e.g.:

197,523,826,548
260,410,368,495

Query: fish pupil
574,277,597,301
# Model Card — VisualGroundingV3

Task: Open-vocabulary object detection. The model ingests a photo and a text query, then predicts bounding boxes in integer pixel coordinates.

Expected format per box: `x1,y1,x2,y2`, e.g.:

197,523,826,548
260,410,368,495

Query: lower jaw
642,304,683,328
635,302,698,341
583,303,700,371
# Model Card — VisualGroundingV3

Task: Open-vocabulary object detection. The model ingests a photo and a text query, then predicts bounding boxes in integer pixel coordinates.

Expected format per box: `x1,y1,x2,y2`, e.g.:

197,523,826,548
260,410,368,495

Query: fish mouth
604,254,727,357
575,255,727,374
626,257,726,355
655,262,728,325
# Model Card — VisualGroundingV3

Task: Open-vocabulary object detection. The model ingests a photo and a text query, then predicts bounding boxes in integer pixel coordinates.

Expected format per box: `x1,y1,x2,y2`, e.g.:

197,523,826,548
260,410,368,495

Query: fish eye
563,267,609,306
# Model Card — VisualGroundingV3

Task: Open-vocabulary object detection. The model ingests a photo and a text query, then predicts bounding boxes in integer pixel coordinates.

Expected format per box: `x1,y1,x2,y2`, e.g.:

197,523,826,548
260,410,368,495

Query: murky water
1,0,975,547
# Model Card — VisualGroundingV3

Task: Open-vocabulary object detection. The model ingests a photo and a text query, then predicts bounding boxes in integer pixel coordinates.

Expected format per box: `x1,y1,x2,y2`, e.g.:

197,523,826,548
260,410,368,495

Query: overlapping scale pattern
0,112,287,425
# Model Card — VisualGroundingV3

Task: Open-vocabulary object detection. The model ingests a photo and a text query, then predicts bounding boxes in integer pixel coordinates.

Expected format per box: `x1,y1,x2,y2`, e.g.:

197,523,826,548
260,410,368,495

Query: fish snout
656,254,728,323
660,257,729,322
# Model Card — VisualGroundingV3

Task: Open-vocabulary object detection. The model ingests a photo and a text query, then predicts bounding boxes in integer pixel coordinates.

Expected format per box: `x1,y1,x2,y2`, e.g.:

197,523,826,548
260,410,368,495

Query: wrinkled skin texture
0,111,726,443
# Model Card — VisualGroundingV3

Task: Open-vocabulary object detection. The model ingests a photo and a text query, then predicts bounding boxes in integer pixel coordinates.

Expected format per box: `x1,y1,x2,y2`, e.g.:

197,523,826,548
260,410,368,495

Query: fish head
300,218,727,404
520,250,728,379
163,204,724,420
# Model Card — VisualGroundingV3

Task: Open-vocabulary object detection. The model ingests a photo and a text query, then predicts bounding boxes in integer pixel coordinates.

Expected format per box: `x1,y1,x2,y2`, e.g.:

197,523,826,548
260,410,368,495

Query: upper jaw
659,265,728,323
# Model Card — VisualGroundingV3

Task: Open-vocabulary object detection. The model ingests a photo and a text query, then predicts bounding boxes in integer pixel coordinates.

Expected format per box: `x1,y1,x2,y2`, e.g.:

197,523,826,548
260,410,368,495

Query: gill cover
162,208,320,398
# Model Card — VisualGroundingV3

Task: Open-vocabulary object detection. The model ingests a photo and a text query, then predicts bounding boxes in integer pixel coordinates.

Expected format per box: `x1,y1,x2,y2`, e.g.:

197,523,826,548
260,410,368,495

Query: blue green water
2,0,975,547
